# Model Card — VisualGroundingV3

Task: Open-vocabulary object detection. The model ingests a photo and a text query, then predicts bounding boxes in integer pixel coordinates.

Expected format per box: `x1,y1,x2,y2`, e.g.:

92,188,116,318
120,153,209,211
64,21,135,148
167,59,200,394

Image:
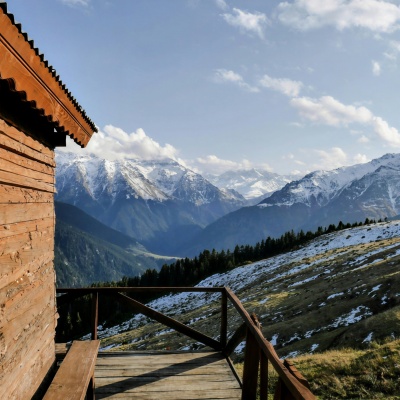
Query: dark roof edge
0,1,97,133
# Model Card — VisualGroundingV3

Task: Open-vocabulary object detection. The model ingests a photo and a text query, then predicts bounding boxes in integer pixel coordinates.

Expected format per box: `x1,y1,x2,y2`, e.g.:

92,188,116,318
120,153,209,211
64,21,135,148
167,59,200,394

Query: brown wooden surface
44,340,100,400
224,322,247,357
95,351,242,399
259,352,269,400
225,288,316,400
241,323,260,400
0,120,57,399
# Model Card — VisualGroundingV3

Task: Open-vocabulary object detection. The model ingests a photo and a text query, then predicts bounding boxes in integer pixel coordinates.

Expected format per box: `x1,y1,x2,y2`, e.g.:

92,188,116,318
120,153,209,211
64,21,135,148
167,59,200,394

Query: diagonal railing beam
114,292,222,351
225,287,316,400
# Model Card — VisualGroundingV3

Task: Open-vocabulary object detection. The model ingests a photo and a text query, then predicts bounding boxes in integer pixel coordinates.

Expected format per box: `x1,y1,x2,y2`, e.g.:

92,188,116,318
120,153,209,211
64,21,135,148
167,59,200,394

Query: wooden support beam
220,290,228,348
225,287,316,400
224,322,247,357
241,315,260,400
114,292,222,351
91,292,99,341
260,352,269,400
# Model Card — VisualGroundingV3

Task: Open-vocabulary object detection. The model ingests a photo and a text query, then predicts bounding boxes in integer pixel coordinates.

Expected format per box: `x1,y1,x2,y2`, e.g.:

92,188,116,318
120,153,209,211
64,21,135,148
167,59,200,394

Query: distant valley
55,152,400,284
54,202,175,287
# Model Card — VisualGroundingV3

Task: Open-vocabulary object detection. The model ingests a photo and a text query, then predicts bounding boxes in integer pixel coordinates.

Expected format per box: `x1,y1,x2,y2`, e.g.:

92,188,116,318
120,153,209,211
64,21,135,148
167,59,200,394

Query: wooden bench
43,340,100,400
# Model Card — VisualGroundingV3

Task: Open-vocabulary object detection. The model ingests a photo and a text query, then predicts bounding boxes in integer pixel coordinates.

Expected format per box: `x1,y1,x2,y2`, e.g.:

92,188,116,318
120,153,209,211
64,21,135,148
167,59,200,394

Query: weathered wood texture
95,351,242,399
44,340,100,400
0,119,57,399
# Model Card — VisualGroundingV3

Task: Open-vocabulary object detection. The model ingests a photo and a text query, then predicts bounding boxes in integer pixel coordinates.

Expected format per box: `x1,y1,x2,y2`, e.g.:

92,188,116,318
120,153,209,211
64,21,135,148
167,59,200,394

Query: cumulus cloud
222,8,269,39
302,148,368,171
259,74,303,97
372,60,381,76
358,135,370,144
290,96,373,126
60,0,90,7
277,0,400,33
384,40,400,60
215,0,228,10
313,147,348,170
214,69,260,92
62,125,179,161
193,155,272,175
290,95,400,146
353,153,369,164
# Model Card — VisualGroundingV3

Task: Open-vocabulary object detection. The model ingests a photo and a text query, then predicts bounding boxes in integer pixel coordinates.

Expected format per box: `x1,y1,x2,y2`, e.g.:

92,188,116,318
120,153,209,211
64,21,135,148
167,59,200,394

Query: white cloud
214,69,260,92
215,0,228,11
384,40,400,60
353,153,369,164
312,147,348,170
60,0,90,7
358,135,370,143
290,95,400,147
259,74,303,97
62,125,179,161
193,155,272,175
290,96,373,126
277,0,400,33
222,8,269,39
372,60,381,76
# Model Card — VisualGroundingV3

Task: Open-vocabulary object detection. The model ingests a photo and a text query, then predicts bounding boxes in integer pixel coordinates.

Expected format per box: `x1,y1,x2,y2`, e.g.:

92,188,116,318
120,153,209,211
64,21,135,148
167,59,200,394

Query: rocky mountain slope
182,153,400,255
90,220,400,360
55,152,246,255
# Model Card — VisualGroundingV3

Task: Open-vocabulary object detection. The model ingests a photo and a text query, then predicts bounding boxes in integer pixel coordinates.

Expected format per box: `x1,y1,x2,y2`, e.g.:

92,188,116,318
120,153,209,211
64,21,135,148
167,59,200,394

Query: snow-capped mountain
206,168,295,202
55,152,246,255
181,153,400,255
259,153,400,209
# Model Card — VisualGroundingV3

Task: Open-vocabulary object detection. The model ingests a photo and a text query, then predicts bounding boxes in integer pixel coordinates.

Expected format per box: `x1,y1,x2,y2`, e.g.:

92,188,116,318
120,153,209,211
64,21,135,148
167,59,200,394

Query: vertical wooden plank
220,289,228,348
91,291,99,340
241,327,260,400
259,352,269,400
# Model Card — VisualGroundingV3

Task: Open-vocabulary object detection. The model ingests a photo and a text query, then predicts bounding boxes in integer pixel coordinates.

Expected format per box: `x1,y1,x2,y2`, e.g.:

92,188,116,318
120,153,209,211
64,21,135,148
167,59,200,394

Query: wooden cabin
0,4,317,400
0,3,97,398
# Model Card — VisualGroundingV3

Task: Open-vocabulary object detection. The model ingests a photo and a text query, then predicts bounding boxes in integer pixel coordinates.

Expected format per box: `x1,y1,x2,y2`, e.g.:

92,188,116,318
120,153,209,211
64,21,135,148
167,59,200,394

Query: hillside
91,220,400,362
54,202,175,287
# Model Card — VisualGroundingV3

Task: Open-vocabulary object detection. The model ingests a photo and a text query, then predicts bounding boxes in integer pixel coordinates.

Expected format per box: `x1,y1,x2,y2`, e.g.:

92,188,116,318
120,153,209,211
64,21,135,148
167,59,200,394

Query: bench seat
43,340,100,400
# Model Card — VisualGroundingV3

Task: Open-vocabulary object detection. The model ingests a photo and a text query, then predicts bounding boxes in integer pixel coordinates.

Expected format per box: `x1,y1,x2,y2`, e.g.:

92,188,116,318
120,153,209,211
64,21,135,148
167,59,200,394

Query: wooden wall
0,118,57,399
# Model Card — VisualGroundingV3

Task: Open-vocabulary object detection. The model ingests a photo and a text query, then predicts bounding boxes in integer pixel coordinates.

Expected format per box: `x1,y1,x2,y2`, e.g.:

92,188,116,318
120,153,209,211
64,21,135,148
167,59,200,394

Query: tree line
56,218,382,340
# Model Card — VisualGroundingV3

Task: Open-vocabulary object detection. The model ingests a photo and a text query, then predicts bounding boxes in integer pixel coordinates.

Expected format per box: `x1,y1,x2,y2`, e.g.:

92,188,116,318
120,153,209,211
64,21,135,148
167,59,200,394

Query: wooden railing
56,287,316,400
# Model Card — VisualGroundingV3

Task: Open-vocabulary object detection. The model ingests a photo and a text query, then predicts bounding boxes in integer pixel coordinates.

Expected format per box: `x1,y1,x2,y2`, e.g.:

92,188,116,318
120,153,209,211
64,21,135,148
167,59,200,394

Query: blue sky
8,0,400,175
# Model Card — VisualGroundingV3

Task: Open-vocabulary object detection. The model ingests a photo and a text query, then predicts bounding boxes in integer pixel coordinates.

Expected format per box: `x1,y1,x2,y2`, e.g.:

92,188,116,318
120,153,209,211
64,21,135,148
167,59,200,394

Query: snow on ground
94,221,400,348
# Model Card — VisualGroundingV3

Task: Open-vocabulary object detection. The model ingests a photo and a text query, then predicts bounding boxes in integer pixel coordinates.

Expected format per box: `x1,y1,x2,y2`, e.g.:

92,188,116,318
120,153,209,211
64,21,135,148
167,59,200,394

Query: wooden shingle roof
0,2,97,147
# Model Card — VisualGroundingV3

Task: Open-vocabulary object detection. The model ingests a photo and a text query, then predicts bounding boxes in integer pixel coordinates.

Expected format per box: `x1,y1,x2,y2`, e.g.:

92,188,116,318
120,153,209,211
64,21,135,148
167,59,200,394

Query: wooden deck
94,350,242,399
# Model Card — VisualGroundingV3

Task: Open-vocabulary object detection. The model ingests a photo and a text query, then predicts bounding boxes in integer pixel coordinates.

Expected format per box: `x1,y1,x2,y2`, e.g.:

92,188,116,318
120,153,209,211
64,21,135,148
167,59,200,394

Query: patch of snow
327,292,344,300
362,332,373,343
368,284,382,295
330,306,372,328
310,344,319,352
270,334,279,346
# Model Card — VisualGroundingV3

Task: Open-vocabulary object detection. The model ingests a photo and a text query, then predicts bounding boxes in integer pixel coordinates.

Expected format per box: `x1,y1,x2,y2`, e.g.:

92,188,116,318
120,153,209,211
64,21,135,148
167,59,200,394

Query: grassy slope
81,221,400,397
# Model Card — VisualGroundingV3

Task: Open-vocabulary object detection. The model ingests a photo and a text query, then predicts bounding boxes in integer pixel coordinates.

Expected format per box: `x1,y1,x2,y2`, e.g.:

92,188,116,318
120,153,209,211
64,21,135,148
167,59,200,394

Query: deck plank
95,351,241,400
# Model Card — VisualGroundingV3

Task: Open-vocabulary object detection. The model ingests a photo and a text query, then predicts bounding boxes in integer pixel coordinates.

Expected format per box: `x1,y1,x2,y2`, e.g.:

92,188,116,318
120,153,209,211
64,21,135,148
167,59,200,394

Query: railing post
220,289,228,348
259,351,269,400
241,313,260,400
91,291,98,340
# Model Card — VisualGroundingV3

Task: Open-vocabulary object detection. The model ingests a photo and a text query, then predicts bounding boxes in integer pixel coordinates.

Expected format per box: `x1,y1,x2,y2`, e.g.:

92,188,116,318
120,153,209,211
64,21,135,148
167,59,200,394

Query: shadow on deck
95,350,241,399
